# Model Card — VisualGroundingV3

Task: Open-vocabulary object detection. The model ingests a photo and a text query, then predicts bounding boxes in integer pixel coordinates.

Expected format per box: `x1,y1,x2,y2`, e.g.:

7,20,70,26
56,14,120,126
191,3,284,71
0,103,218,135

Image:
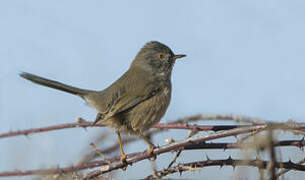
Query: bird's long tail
20,72,91,97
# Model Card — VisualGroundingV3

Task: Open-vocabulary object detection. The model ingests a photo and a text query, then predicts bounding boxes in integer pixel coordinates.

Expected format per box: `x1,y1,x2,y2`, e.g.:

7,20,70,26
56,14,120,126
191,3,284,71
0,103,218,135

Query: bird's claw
120,154,128,171
147,146,157,160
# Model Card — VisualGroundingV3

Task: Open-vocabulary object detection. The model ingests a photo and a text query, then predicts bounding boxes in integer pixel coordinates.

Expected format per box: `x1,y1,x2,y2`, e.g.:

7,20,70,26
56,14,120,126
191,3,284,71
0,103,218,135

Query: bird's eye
157,53,166,60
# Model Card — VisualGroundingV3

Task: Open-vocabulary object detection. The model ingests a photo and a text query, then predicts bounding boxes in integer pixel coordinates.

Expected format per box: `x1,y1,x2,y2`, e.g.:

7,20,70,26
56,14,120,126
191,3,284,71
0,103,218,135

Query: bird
20,41,186,163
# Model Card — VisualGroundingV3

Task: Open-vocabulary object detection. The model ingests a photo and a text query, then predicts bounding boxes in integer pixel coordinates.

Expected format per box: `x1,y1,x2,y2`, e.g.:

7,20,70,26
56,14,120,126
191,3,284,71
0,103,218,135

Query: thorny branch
69,125,303,179
0,114,282,139
1,124,265,177
1,114,305,179
143,158,305,180
1,120,305,140
1,139,304,177
276,158,305,178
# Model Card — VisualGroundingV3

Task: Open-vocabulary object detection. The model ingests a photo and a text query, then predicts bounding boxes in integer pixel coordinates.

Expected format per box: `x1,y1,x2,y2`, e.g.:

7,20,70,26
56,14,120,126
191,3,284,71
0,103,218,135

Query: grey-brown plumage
20,41,186,161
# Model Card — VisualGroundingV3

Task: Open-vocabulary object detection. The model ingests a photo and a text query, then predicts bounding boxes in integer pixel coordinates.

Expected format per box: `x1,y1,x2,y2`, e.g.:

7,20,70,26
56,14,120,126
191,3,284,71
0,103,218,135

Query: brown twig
0,114,277,139
89,143,111,165
0,160,109,177
0,121,105,138
0,123,242,139
2,121,305,140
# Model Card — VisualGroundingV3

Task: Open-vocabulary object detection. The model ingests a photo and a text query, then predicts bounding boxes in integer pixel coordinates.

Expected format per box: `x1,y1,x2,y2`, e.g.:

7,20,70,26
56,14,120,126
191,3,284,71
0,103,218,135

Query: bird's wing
92,67,164,119
103,81,161,119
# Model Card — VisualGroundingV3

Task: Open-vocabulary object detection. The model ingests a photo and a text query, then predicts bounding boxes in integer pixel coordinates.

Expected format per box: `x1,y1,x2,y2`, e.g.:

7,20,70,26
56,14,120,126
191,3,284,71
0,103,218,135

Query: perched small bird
20,41,186,162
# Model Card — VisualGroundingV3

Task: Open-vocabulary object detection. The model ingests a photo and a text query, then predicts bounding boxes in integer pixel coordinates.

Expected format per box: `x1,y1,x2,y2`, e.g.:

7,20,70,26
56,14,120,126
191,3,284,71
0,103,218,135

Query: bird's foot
147,145,157,160
120,154,128,171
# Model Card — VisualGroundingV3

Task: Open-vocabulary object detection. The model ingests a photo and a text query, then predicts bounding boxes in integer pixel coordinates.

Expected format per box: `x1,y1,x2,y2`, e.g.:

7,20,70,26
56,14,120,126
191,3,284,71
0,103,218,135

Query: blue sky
1,1,305,179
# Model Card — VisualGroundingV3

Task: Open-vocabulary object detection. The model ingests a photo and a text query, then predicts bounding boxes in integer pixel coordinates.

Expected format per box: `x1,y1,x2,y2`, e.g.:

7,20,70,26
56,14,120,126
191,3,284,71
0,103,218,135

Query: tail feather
20,72,90,96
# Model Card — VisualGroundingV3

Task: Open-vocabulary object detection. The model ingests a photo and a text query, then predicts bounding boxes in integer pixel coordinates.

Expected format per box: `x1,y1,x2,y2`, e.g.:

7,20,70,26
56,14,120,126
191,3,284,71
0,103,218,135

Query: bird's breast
126,85,171,133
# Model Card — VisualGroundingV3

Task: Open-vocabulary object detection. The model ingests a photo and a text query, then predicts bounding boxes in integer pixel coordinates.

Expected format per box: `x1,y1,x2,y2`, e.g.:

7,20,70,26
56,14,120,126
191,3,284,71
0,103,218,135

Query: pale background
1,1,305,179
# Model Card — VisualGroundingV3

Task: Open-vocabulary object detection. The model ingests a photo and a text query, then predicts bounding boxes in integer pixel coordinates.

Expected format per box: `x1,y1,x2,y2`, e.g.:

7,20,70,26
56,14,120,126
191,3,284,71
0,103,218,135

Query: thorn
205,154,210,161
297,144,303,151
179,170,183,176
299,138,304,151
76,117,86,123
227,155,232,161
178,165,183,176
219,164,223,169
24,133,30,139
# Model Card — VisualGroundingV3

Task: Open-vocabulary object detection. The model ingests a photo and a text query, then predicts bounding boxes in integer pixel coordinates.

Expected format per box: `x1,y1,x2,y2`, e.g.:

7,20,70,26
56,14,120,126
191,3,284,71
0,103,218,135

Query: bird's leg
139,132,156,158
116,132,127,164
93,113,102,125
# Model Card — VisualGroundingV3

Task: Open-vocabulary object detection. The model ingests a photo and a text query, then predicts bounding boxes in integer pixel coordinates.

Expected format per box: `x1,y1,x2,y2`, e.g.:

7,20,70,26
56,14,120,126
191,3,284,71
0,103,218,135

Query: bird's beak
173,54,186,60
